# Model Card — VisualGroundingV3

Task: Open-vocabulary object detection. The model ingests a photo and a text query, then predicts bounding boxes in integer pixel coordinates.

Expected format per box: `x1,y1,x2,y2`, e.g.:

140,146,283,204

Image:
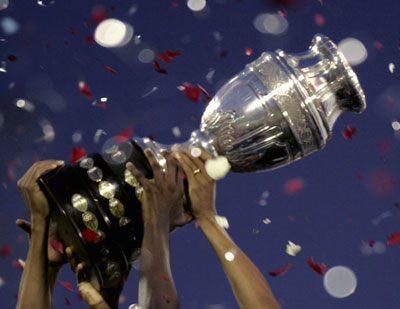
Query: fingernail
51,164,57,168
174,153,181,159
57,160,64,165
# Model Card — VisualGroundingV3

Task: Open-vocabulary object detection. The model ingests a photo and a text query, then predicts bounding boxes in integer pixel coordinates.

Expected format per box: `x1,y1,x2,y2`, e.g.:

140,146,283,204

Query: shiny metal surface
133,34,366,173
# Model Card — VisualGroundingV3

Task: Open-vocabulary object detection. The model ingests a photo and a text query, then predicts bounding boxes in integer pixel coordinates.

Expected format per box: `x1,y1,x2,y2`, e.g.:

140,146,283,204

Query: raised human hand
17,160,64,222
16,218,67,267
126,148,193,231
173,148,217,220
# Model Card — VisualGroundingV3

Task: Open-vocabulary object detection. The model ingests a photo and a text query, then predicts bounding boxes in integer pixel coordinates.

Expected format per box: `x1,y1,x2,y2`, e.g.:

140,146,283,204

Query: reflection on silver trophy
135,33,366,171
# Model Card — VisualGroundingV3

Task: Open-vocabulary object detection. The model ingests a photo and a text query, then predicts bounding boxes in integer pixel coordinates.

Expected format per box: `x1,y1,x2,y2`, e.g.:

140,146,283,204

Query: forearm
17,219,51,309
198,216,280,309
139,222,179,309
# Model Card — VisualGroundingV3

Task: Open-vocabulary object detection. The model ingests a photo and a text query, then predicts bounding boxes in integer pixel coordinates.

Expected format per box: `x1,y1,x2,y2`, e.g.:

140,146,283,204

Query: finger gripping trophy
39,34,366,289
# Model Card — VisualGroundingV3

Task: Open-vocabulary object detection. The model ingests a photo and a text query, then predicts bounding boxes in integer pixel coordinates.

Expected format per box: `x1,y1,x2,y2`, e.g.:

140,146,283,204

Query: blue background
1,0,400,308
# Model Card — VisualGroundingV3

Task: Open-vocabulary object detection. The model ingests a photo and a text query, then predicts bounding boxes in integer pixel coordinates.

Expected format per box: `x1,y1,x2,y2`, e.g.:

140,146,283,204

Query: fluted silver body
134,34,366,173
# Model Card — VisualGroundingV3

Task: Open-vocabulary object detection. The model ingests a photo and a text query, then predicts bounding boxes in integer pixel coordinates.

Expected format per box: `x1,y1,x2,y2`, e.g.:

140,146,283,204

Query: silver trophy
134,34,366,171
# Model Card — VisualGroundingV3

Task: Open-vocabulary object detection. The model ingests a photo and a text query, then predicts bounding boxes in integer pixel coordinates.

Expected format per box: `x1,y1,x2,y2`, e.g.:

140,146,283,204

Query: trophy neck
132,131,217,172
276,34,366,133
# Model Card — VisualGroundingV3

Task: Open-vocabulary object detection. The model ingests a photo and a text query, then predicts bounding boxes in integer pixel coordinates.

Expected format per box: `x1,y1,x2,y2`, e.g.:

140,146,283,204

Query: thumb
16,219,32,235
78,281,105,307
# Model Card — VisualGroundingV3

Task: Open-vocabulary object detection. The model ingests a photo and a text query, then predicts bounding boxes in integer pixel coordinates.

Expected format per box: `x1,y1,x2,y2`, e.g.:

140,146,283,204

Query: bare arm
16,160,64,309
175,150,280,309
127,149,192,309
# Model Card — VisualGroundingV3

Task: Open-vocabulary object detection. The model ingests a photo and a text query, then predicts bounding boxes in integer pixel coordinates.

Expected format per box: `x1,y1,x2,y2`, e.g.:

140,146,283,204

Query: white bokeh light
338,38,368,66
224,250,235,262
323,266,357,298
392,121,400,131
138,48,155,63
94,18,134,48
0,0,8,10
0,17,19,35
187,0,206,12
253,13,288,36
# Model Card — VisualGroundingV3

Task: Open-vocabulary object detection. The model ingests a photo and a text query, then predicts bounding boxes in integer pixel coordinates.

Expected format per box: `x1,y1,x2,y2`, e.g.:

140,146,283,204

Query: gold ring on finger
193,168,201,175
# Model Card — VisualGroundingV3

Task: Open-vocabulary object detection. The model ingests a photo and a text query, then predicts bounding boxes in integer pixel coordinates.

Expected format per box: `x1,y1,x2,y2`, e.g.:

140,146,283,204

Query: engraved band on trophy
38,34,366,290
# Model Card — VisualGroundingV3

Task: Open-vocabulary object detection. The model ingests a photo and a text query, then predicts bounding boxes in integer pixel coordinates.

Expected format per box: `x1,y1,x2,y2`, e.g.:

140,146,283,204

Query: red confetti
85,35,94,43
59,280,74,291
387,232,400,246
7,55,17,61
160,274,169,281
356,173,364,181
91,6,107,24
115,127,133,142
342,125,356,139
387,96,393,108
166,50,181,59
219,50,229,58
156,50,181,63
245,47,253,56
288,216,296,221
7,159,16,182
70,28,77,35
0,246,11,257
50,240,64,254
13,260,24,271
198,84,212,103
79,81,92,99
283,177,305,195
156,53,171,63
368,240,375,247
104,65,116,73
307,257,327,275
314,13,325,26
367,169,395,195
373,40,384,49
269,264,292,277
70,146,86,163
23,39,32,47
377,139,392,156
153,60,167,74
81,228,99,243
78,291,83,300
182,82,201,102
171,1,178,6
317,0,323,4
65,297,71,306
278,8,287,17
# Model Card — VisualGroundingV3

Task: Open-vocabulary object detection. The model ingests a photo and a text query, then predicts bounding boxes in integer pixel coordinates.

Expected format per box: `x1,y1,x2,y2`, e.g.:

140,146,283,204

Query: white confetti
263,218,271,224
205,156,231,180
18,259,26,268
215,215,229,229
286,240,301,256
389,62,395,73
172,126,181,138
0,60,6,73
72,130,82,143
94,129,107,144
129,304,141,309
258,199,267,206
206,70,215,84
141,86,158,98
190,147,202,158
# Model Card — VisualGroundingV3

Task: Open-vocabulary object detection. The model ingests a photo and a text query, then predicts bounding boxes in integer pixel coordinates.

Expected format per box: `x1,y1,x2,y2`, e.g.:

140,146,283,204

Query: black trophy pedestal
38,140,153,290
